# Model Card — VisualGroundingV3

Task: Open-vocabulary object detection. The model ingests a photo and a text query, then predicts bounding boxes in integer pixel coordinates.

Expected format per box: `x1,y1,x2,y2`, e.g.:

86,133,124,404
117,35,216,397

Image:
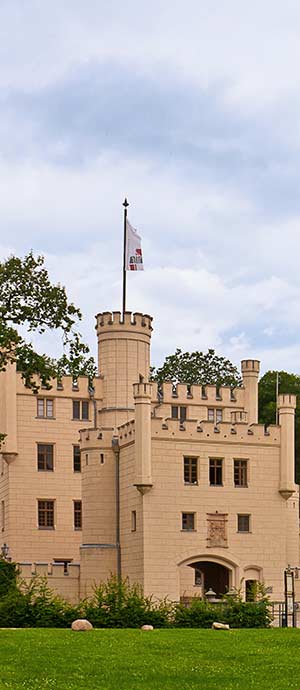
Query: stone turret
0,362,18,458
96,311,152,427
278,393,296,499
241,360,260,425
133,381,152,493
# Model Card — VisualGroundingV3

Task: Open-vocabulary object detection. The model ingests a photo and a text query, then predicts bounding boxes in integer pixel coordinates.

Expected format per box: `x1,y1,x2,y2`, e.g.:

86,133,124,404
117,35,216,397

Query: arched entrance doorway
189,560,230,598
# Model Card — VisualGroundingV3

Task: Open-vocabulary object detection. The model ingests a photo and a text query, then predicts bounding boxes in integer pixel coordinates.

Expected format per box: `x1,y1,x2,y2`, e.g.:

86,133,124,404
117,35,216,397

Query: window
245,579,257,601
208,408,223,423
38,500,54,529
182,512,195,531
209,458,223,486
184,457,198,484
131,510,137,532
73,446,81,473
237,514,250,533
74,501,82,530
37,444,54,471
234,460,248,487
37,398,54,418
72,400,89,420
216,408,223,423
171,405,187,422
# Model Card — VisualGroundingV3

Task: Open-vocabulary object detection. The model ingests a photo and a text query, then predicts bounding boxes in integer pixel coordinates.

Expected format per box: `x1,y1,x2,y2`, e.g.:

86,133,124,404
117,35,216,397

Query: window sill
237,531,252,534
209,484,223,488
74,527,82,531
181,529,196,533
234,485,248,488
72,418,91,422
38,527,55,530
36,416,56,420
184,482,198,486
37,469,54,472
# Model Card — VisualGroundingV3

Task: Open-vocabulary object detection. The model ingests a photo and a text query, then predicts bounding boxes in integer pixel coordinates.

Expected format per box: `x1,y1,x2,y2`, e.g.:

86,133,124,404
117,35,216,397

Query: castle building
0,310,299,603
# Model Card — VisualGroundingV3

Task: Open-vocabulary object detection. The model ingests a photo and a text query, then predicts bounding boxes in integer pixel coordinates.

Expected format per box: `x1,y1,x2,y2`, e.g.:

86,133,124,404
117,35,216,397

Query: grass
1,628,300,690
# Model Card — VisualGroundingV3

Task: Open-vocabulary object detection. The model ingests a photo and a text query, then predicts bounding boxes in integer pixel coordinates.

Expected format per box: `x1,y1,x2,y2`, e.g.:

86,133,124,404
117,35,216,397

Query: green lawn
1,628,300,690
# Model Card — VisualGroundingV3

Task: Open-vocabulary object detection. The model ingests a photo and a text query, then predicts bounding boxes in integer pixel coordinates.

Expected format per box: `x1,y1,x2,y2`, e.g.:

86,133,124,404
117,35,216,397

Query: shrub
82,575,173,628
0,576,79,628
0,569,271,629
0,557,19,596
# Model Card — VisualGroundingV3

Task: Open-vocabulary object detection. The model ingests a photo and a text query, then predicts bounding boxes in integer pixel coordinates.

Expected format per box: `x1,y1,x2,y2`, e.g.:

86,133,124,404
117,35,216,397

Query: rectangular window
234,460,248,487
237,514,250,532
38,500,54,529
37,398,54,418
184,457,198,484
73,446,81,473
208,408,223,423
171,405,187,421
37,444,54,471
131,510,137,532
208,408,215,422
182,512,195,531
72,400,89,420
216,408,223,423
74,500,82,530
209,458,223,486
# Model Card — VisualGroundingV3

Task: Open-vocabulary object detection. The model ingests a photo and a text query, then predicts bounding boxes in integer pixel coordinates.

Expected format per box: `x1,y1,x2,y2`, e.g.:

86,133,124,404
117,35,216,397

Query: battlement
278,393,297,409
241,359,260,374
16,372,103,399
150,417,280,444
79,426,115,449
118,419,135,443
133,381,152,398
153,381,245,407
96,310,153,331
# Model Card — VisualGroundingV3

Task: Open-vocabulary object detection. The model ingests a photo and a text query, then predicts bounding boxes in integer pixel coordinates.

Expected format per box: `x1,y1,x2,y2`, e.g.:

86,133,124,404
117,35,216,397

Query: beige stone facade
0,310,299,603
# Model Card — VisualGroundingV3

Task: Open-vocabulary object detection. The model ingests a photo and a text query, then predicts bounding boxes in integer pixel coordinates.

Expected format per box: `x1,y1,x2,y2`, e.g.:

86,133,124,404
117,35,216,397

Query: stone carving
71,619,93,631
207,513,228,548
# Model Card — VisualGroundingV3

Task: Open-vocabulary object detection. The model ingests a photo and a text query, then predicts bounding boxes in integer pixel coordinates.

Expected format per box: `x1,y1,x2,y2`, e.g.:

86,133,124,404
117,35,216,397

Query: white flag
125,219,144,271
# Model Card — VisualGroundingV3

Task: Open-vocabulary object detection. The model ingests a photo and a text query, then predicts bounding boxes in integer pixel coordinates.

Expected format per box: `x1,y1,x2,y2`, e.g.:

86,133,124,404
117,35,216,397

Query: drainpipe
112,436,121,581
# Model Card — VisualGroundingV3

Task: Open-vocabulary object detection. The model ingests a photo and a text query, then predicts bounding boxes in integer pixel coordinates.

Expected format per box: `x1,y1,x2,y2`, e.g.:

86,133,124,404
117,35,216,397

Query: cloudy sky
2,0,300,374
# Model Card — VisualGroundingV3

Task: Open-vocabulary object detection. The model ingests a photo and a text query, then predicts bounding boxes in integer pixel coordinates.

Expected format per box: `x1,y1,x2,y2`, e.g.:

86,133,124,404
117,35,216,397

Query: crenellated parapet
155,381,244,407
150,417,280,445
96,310,153,331
16,372,103,399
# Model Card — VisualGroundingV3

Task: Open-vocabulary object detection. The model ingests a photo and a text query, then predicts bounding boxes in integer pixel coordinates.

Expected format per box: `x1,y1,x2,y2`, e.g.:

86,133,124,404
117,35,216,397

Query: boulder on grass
141,625,154,631
71,619,93,631
212,622,230,630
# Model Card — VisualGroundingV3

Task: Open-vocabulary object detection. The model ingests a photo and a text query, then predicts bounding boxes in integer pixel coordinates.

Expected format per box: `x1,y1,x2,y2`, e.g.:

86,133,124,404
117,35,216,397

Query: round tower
96,311,153,427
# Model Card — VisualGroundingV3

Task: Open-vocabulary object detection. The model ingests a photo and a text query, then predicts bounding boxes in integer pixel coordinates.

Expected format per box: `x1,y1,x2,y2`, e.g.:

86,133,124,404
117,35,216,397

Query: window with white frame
37,398,54,418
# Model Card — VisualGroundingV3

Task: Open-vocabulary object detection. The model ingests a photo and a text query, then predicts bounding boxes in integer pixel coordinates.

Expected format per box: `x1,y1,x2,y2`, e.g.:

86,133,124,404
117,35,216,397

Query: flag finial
123,197,129,208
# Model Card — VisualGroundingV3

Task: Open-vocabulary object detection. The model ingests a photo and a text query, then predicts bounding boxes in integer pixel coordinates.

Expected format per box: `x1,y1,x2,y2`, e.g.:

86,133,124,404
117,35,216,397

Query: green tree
0,252,96,393
258,371,300,482
150,348,242,388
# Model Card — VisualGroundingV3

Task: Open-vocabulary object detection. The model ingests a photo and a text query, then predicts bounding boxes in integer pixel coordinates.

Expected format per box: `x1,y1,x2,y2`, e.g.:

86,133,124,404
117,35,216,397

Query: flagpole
122,198,129,320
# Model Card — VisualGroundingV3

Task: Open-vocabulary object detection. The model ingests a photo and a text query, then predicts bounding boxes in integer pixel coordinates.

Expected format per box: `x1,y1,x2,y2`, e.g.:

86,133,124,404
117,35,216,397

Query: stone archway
190,561,230,598
178,554,238,600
